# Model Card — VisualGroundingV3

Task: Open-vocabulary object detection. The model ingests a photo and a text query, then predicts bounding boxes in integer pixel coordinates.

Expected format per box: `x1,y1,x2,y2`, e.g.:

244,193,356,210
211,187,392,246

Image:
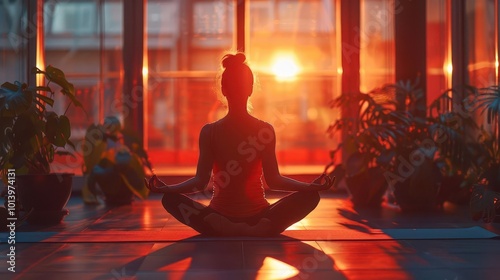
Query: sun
271,54,300,81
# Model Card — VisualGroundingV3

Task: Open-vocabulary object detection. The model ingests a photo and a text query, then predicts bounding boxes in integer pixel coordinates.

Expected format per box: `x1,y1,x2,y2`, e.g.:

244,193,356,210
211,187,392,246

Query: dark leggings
162,191,320,236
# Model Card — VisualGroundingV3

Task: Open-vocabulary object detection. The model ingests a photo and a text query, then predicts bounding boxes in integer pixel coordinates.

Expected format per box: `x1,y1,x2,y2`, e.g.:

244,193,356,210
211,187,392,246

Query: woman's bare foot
203,213,252,236
248,218,273,236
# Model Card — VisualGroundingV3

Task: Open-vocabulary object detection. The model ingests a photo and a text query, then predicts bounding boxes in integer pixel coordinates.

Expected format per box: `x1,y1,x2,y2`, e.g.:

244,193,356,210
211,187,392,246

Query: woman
146,52,334,236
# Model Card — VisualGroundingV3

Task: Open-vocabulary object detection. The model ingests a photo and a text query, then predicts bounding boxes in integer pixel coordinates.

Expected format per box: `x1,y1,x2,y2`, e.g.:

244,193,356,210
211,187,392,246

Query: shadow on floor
94,236,345,279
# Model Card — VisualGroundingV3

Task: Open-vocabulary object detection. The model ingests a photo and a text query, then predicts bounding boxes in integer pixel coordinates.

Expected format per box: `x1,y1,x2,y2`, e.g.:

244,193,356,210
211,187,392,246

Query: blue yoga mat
1,226,497,243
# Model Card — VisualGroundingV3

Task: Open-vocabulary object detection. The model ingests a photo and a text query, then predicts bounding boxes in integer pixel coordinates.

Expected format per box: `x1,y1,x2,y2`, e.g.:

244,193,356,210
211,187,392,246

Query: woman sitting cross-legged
146,52,334,236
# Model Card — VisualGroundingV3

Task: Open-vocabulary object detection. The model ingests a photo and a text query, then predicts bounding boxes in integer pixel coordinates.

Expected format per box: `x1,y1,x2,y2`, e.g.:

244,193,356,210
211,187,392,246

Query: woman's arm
146,124,214,193
261,124,334,192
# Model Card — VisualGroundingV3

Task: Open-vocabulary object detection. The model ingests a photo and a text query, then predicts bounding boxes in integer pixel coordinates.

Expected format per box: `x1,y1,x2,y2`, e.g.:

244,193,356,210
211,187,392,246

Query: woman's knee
301,191,320,210
161,193,183,212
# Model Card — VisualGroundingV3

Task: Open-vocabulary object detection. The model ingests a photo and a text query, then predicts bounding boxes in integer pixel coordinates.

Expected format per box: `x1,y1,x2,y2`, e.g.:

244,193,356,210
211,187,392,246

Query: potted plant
468,85,500,222
378,79,446,212
427,86,479,206
385,80,485,212
327,89,404,208
328,78,487,212
82,116,152,206
0,66,84,225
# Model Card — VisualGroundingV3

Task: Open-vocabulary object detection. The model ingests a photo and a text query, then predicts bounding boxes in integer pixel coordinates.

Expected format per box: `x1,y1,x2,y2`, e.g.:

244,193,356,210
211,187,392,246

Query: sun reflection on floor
256,256,300,279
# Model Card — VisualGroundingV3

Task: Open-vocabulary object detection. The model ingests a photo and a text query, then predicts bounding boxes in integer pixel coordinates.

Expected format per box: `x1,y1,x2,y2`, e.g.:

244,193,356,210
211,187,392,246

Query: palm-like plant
474,86,500,158
377,79,444,211
327,88,407,207
427,86,481,204
469,85,500,222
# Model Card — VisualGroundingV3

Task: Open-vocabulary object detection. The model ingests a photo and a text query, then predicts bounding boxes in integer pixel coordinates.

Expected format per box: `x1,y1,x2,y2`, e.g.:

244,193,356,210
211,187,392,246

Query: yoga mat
1,226,497,243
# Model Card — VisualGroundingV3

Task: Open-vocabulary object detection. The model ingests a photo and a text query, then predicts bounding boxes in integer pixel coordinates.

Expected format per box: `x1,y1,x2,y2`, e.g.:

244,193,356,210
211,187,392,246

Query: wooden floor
1,192,500,280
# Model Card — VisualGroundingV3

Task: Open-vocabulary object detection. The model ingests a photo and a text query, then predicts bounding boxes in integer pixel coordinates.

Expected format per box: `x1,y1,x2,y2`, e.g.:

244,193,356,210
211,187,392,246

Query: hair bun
222,53,246,69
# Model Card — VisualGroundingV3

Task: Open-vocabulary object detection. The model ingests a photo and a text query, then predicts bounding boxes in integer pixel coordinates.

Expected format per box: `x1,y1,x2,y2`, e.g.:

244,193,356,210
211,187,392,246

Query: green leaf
44,112,68,147
59,115,71,139
0,81,33,116
12,114,37,141
45,65,75,95
35,93,54,107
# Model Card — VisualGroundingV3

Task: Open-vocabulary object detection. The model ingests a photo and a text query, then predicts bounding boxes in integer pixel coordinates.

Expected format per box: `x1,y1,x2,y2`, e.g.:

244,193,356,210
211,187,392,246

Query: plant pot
437,174,471,205
17,173,73,225
393,160,441,212
89,165,134,206
345,167,388,208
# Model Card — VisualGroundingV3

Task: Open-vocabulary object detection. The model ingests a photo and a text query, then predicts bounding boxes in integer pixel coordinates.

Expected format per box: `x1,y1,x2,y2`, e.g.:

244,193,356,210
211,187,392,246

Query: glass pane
250,0,337,72
0,1,27,82
147,77,221,167
146,0,234,170
466,0,497,133
248,0,338,167
466,0,496,88
427,0,448,104
45,0,123,174
251,76,336,166
360,0,395,92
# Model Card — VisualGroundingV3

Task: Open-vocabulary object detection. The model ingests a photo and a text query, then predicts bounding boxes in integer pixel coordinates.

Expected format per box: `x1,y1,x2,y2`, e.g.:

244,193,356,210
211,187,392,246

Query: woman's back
147,52,332,236
209,115,271,217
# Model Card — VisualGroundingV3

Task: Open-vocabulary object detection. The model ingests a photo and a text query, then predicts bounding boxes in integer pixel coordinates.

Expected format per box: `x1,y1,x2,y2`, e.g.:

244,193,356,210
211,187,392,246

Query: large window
4,0,500,175
147,0,338,170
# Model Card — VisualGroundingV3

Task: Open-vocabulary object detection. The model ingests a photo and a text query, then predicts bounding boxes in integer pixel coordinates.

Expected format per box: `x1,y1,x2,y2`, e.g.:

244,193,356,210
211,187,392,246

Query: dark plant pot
102,182,134,207
345,167,388,208
393,160,441,212
394,172,442,212
17,173,73,225
92,170,134,206
394,185,440,212
437,175,471,205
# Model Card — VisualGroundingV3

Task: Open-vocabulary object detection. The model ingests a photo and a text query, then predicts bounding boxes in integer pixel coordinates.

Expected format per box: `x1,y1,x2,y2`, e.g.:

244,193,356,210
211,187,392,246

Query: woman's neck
226,99,250,118
227,106,250,118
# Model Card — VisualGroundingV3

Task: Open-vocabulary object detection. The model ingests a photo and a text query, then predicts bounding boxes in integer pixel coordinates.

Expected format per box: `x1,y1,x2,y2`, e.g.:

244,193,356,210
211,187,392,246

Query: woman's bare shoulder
251,116,274,130
202,119,222,129
200,122,217,138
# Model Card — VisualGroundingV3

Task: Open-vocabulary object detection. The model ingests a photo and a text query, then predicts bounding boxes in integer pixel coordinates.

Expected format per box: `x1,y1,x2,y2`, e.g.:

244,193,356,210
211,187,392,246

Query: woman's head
220,52,254,100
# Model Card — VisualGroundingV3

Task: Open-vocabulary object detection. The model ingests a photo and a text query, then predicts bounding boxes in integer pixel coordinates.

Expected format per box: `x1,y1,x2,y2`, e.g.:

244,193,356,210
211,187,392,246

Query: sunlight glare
271,54,300,81
445,63,453,75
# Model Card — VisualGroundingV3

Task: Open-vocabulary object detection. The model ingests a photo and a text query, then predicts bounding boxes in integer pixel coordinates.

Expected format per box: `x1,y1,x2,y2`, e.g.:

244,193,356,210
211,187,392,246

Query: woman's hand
309,173,335,191
144,175,172,193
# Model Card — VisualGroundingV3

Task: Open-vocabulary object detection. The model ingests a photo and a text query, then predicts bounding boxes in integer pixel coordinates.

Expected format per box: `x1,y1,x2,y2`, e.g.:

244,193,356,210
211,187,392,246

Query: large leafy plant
327,89,406,175
0,66,83,182
469,85,500,222
326,87,408,207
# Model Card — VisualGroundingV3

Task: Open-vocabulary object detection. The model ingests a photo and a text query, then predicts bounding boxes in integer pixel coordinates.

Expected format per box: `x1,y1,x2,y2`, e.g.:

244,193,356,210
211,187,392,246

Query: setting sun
271,54,300,81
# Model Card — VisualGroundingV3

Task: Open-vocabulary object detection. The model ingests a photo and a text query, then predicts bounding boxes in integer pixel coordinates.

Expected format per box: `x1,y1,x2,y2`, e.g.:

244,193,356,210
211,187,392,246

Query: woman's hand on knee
145,175,172,193
309,173,335,191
